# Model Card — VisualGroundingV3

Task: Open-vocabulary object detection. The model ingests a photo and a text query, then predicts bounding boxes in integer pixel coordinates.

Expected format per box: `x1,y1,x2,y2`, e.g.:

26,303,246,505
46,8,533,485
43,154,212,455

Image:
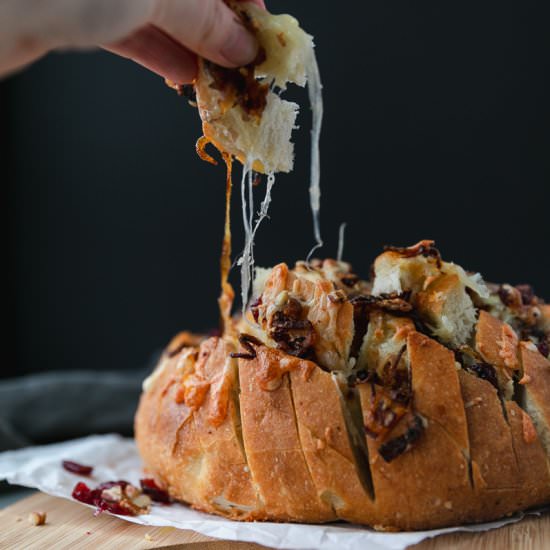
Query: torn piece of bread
415,273,478,346
194,3,316,173
372,240,489,348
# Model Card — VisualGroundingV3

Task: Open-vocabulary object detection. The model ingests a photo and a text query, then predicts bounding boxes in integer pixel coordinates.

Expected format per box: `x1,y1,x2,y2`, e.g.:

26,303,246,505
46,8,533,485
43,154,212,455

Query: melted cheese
219,154,236,337
238,166,276,315
337,222,347,262
306,51,324,259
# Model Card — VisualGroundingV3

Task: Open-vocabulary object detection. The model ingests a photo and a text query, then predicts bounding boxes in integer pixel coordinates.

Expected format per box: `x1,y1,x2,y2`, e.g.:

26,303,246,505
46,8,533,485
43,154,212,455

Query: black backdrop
2,1,549,378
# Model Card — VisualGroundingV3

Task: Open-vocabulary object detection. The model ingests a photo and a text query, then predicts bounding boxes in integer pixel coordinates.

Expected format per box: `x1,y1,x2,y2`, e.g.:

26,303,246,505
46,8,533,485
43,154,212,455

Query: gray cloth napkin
0,368,153,452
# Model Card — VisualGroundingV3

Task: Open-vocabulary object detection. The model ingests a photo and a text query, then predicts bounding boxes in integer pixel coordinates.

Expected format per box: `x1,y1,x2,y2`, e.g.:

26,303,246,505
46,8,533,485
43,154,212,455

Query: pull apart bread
136,241,550,529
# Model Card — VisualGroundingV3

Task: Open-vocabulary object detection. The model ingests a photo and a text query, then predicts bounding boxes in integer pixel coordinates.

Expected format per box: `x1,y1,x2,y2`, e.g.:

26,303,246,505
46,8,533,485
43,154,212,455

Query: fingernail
220,28,258,66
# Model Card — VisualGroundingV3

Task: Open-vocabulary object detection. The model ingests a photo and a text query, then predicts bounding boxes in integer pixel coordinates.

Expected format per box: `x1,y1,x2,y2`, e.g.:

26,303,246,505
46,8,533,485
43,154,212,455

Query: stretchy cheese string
219,153,236,337
238,165,276,318
337,222,347,262
306,51,324,261
238,163,252,316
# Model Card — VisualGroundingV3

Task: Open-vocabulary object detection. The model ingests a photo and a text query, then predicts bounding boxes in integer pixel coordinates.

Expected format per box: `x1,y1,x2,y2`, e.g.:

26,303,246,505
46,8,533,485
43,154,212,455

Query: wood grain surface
0,493,548,549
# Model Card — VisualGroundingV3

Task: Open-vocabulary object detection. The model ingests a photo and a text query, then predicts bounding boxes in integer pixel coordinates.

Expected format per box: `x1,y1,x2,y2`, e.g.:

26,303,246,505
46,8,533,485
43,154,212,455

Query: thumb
152,0,259,67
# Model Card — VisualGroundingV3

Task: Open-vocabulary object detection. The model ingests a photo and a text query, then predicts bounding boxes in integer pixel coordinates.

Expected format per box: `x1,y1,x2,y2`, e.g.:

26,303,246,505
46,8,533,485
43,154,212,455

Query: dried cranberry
94,500,133,516
63,460,93,476
72,482,94,504
72,480,139,517
250,296,262,323
140,479,171,503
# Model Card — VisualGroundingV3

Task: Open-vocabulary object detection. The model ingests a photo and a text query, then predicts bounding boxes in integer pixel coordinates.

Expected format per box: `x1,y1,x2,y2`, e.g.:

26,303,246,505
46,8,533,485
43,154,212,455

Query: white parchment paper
0,434,547,550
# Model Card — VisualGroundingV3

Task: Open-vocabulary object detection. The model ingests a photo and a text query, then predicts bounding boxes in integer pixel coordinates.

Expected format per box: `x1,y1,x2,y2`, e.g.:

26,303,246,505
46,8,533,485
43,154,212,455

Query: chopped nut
28,512,46,526
101,486,123,502
131,494,152,509
124,484,140,499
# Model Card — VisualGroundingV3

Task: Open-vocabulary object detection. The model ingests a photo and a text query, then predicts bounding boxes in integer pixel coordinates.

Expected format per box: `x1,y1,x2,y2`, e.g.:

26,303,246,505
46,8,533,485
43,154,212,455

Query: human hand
0,0,265,82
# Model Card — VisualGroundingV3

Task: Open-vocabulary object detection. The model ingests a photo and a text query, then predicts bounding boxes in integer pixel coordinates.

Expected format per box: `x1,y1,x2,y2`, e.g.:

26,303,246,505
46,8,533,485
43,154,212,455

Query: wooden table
0,493,548,549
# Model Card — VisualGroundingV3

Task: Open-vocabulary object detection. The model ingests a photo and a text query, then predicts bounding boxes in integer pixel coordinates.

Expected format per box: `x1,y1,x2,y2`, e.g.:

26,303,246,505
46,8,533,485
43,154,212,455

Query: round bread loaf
135,243,550,530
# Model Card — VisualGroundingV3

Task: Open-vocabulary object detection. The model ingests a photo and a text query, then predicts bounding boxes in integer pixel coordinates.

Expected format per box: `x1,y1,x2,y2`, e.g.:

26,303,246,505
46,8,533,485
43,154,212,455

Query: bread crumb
144,533,155,542
28,512,46,526
315,438,325,450
444,501,453,510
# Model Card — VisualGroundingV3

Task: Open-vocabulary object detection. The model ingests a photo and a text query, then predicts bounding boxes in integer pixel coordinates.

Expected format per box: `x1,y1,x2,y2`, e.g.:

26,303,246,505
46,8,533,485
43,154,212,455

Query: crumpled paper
0,434,546,550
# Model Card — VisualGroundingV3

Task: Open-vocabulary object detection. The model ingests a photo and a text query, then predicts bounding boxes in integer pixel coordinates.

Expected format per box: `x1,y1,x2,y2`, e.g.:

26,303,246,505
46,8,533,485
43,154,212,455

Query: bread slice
237,345,335,522
474,310,519,399
190,337,262,518
289,363,375,523
408,332,470,452
505,401,550,502
520,341,550,458
357,332,472,530
458,370,519,490
194,3,316,173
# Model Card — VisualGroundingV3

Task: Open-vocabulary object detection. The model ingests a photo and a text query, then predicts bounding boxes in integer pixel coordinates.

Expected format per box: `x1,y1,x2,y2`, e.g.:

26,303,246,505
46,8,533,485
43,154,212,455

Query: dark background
2,2,549,379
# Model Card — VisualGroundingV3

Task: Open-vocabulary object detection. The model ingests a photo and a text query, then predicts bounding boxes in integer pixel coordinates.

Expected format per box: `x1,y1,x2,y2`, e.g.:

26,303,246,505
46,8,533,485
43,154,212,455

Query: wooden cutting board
0,492,548,550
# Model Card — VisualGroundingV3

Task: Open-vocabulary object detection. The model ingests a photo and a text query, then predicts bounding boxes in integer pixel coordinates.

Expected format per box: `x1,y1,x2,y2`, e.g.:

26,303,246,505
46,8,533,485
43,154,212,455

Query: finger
243,0,265,7
104,24,197,84
152,0,259,68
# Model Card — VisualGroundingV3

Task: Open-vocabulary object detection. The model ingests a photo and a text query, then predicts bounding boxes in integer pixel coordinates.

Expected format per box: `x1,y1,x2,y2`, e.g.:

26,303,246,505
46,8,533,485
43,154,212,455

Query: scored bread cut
194,2,316,173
